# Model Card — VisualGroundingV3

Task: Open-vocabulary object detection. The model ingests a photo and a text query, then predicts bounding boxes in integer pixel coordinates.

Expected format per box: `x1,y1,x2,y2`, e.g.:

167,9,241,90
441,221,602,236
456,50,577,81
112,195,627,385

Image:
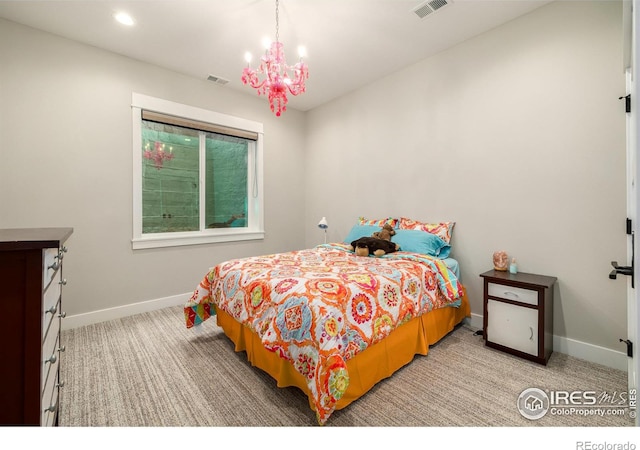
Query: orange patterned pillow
399,217,455,243
357,216,399,229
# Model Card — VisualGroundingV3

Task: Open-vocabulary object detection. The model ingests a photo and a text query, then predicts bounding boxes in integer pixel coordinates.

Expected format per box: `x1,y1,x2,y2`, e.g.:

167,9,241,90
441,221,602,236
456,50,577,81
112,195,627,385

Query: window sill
132,229,265,250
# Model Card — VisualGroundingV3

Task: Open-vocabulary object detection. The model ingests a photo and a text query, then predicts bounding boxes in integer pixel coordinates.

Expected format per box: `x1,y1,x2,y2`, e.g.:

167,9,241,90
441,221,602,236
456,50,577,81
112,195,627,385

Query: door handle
610,261,634,287
610,261,633,278
609,220,635,288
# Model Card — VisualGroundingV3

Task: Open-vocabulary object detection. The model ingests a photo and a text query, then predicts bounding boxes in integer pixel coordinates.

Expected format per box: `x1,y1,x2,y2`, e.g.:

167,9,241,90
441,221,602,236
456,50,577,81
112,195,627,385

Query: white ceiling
0,0,553,112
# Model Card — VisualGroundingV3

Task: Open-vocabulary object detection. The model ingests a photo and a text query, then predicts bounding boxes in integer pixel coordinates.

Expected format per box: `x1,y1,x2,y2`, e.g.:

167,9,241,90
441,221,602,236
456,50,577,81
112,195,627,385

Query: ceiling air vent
207,74,229,85
413,0,451,19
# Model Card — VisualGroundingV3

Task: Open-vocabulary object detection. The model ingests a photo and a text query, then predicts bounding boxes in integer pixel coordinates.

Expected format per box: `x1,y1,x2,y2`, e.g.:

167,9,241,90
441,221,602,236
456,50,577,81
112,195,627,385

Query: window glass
205,133,248,229
141,120,200,233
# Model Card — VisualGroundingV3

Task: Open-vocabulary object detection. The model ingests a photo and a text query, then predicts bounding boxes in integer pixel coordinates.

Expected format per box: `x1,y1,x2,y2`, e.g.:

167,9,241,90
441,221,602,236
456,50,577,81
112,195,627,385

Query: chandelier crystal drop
241,0,309,117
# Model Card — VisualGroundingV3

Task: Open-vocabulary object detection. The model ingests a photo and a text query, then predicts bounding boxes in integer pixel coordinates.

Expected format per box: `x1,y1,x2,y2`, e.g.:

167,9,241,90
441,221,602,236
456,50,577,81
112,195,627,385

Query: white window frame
131,93,264,250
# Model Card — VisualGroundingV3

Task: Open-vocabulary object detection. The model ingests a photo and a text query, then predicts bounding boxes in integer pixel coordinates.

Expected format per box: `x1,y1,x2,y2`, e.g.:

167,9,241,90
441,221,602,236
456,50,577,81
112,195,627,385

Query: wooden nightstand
480,269,557,365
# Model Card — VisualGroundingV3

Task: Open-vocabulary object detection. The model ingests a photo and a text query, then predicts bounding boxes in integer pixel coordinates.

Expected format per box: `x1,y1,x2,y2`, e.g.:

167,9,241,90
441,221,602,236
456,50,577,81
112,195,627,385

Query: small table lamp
318,217,328,244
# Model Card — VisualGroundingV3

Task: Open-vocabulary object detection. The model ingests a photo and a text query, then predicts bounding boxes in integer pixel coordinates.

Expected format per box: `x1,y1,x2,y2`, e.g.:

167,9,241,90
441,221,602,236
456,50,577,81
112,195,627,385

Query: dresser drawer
41,368,59,427
43,270,61,335
487,282,538,306
42,316,60,390
43,248,59,290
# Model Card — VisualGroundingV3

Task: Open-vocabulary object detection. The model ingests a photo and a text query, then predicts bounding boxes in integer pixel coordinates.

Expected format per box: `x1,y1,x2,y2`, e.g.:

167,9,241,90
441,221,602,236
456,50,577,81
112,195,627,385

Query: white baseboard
63,298,629,372
469,313,627,372
62,292,191,330
467,312,483,330
553,334,627,372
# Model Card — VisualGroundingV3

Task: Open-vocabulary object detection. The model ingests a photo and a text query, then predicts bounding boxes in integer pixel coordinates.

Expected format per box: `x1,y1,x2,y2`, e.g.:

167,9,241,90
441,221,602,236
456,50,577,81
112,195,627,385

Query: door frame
625,0,640,426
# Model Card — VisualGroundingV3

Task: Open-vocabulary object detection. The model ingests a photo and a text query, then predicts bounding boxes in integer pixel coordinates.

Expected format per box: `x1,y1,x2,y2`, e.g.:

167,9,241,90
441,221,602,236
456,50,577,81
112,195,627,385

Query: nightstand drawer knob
44,354,57,364
504,291,520,299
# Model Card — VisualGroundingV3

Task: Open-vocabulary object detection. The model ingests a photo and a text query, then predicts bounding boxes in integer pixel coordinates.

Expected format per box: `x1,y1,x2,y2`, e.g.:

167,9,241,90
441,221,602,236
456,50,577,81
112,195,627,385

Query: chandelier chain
275,0,279,42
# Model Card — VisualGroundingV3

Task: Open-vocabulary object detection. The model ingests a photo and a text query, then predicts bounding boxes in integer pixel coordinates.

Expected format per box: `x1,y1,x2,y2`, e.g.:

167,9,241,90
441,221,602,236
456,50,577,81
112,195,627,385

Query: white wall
305,1,628,355
0,18,307,319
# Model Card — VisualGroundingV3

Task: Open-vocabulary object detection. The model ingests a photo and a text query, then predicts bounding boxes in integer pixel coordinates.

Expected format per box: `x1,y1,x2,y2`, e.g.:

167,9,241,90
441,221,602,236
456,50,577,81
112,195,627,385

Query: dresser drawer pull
44,354,57,364
59,279,67,286
530,327,534,340
44,400,58,414
58,311,67,319
46,305,57,315
503,291,520,299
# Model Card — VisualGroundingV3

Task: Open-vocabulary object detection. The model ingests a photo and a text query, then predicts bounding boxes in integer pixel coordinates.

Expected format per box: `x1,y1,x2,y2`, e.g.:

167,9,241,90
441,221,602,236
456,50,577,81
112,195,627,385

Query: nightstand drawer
488,282,538,306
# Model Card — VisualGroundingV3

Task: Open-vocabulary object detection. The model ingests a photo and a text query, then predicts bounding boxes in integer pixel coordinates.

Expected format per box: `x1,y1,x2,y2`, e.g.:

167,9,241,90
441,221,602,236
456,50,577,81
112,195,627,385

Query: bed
184,217,470,425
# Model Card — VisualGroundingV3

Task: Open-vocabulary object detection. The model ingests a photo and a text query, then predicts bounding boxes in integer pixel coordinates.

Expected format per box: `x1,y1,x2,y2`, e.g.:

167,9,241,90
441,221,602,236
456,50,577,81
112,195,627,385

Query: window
131,93,264,249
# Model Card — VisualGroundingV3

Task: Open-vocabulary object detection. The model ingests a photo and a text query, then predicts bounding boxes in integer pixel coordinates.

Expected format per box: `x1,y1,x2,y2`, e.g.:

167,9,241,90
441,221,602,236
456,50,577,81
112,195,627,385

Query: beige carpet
58,305,633,427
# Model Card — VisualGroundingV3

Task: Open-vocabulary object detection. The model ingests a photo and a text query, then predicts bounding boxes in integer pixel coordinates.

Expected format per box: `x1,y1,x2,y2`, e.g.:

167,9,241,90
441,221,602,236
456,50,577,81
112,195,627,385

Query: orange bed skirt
216,288,470,411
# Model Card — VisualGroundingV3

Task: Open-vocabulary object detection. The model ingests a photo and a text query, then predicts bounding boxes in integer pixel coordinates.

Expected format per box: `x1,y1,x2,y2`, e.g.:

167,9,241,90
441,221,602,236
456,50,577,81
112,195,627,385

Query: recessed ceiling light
114,12,135,26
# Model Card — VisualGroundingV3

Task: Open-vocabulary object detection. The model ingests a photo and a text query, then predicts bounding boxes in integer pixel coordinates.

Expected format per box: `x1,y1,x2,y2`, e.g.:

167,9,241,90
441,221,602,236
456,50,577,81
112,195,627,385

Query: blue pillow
392,229,451,258
343,225,381,244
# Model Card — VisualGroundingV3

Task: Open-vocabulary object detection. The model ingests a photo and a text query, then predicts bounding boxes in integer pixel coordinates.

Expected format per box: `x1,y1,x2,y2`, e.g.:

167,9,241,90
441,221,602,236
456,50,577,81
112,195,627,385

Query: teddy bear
350,236,400,257
372,223,395,241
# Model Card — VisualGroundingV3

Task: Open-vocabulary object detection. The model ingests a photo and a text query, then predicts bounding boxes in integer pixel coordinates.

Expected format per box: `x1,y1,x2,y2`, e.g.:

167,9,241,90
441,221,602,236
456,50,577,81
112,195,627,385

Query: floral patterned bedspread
184,243,464,425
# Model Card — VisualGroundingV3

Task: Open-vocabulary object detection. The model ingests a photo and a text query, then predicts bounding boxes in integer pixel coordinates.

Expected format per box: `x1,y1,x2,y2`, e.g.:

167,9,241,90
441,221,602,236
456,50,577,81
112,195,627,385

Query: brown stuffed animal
372,223,395,241
350,236,400,257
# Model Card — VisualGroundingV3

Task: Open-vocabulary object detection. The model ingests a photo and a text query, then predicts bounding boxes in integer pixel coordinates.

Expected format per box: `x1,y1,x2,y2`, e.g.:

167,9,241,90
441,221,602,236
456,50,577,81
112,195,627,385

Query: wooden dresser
0,227,73,426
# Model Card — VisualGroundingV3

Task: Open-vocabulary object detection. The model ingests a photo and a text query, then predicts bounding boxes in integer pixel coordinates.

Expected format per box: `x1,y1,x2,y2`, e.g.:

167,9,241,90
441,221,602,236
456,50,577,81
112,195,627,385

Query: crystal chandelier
241,0,309,117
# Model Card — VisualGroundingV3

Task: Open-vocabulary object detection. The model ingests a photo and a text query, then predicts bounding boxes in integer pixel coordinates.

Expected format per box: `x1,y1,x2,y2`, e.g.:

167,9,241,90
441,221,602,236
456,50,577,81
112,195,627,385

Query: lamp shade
318,217,328,229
